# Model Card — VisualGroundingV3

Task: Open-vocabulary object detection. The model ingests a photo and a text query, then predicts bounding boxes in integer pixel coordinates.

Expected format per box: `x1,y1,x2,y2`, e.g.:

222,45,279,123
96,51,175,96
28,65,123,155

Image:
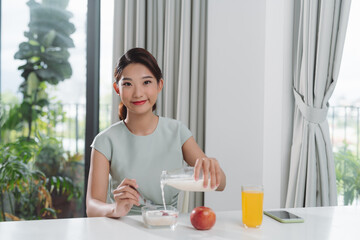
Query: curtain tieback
293,89,328,124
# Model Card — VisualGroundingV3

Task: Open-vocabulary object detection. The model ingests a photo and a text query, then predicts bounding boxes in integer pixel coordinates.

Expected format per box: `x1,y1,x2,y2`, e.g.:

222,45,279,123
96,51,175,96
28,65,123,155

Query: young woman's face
118,63,163,117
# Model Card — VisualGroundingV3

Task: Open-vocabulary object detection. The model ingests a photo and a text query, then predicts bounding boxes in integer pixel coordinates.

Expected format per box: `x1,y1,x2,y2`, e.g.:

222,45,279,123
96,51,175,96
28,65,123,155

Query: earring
113,82,120,95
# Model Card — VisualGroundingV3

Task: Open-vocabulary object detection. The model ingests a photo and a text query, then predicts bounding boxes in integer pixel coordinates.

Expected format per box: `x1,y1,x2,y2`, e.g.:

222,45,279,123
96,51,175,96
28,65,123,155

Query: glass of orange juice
241,185,264,228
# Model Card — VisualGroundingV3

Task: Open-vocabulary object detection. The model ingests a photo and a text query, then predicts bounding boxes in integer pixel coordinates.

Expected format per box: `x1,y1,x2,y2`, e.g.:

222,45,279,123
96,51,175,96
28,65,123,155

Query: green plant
11,0,75,140
0,139,55,221
335,143,360,205
35,133,81,201
0,0,81,221
0,132,81,221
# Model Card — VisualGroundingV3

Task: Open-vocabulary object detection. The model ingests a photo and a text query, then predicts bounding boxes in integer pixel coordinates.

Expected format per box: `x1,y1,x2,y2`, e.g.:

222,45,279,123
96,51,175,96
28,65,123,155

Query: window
1,0,87,220
99,0,114,131
329,1,360,206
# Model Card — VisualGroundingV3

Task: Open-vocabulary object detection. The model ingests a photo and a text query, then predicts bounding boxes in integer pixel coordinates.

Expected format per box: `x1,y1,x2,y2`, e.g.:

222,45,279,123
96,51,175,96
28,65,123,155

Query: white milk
160,179,214,211
160,167,216,210
161,178,215,192
144,210,178,226
161,181,166,210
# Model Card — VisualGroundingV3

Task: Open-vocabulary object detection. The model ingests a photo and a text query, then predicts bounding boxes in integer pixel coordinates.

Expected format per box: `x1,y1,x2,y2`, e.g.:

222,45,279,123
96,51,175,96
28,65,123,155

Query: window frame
84,0,100,216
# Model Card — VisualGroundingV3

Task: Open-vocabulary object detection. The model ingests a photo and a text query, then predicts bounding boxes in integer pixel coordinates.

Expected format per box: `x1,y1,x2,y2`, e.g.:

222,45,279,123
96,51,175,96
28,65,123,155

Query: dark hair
114,48,163,120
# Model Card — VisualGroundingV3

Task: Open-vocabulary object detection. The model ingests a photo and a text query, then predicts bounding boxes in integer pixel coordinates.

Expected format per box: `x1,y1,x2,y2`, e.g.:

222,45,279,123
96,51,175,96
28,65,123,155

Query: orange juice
242,190,264,228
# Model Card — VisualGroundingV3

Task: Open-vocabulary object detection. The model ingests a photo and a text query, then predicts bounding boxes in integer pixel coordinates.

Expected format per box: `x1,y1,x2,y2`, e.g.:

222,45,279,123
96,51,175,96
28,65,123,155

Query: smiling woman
113,48,163,121
115,63,163,124
86,48,226,218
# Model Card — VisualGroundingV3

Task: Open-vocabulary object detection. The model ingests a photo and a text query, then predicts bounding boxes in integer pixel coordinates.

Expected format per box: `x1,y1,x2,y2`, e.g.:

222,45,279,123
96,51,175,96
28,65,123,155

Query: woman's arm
86,149,140,218
182,137,226,191
86,149,117,217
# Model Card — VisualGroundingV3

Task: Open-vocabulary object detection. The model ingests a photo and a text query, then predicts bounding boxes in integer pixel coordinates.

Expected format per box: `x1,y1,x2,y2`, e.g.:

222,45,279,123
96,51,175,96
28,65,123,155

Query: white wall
262,0,294,209
205,0,294,210
205,0,266,210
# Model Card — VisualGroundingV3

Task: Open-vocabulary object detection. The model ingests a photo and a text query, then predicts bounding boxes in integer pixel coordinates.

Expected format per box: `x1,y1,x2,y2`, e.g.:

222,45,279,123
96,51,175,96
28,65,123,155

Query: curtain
286,0,351,207
111,0,207,212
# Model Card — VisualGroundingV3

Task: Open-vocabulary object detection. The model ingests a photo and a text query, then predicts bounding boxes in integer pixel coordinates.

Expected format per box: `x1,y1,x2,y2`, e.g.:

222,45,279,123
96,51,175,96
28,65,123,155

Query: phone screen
266,211,301,219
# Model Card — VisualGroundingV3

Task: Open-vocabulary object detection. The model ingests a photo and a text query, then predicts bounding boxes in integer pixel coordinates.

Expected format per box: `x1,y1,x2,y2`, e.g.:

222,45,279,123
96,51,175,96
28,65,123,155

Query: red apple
190,206,216,230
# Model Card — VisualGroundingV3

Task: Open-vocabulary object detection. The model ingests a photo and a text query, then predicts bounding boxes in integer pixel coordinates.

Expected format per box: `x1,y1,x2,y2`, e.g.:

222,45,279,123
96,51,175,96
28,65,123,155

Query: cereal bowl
141,205,178,230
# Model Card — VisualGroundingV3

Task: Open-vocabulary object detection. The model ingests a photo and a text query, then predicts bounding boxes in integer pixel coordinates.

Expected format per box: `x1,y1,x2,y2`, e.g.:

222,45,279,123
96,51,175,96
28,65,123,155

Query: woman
86,48,226,218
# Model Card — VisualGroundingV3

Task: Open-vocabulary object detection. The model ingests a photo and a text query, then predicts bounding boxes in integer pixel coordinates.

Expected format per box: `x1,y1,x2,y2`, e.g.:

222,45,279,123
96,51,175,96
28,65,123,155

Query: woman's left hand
194,157,221,190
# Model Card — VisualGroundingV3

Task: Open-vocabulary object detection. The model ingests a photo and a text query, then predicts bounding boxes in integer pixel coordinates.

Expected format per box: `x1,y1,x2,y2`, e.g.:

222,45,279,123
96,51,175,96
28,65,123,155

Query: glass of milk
161,166,215,192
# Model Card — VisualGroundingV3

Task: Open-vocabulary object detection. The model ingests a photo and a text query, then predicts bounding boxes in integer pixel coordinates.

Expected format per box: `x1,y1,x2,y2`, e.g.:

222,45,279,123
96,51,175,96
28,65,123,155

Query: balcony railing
328,106,360,206
328,106,360,157
47,103,113,154
0,103,112,155
2,103,359,156
2,103,359,154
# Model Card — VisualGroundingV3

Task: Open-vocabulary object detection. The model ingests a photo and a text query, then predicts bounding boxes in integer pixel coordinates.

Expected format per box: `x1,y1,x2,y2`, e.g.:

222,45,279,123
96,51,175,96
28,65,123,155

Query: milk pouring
160,167,215,210
141,167,215,228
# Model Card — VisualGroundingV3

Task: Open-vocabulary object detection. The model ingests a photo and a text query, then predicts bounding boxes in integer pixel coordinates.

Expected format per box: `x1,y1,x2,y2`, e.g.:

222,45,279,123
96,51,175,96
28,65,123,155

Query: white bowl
141,205,178,230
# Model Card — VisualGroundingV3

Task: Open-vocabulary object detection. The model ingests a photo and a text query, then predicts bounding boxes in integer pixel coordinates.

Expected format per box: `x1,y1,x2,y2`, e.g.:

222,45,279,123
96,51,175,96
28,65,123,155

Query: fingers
194,158,203,181
113,178,140,206
194,157,221,189
202,159,210,188
113,185,140,199
209,160,216,189
113,191,140,206
215,161,221,187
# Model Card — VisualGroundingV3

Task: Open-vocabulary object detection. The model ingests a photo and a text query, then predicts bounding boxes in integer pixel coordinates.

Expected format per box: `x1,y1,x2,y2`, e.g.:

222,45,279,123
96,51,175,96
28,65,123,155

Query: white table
0,206,359,239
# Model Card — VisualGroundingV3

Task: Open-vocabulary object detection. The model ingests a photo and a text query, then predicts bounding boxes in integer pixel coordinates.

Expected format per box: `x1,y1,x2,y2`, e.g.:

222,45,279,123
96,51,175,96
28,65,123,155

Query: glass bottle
160,166,215,192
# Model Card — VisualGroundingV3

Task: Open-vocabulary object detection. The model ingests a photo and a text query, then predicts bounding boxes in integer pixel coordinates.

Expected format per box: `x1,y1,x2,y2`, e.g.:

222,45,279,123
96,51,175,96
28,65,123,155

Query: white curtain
286,0,351,207
111,0,207,212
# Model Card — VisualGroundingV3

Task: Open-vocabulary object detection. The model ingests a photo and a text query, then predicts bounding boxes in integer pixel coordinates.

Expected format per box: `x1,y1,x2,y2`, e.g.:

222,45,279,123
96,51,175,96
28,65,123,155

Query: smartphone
264,210,304,223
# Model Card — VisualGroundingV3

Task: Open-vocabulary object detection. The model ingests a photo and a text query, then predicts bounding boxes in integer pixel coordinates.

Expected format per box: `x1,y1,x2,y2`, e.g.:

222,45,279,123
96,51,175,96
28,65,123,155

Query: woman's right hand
111,178,140,217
